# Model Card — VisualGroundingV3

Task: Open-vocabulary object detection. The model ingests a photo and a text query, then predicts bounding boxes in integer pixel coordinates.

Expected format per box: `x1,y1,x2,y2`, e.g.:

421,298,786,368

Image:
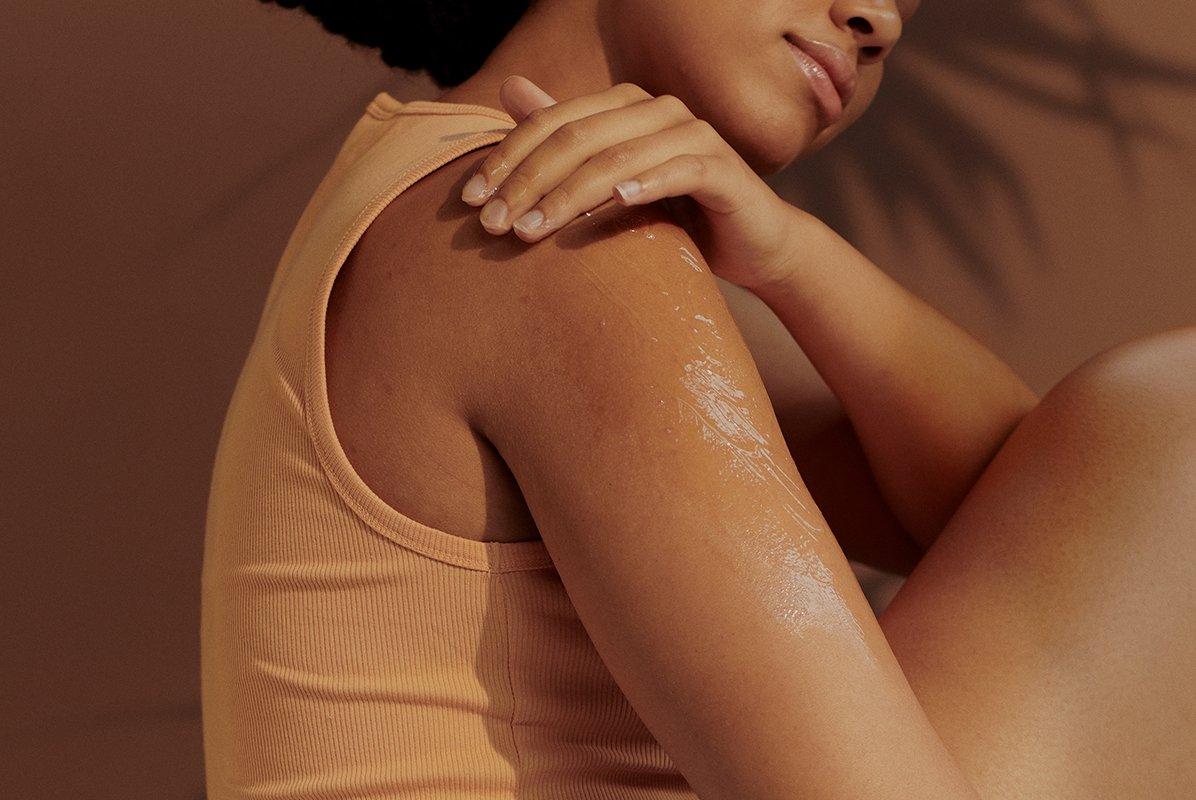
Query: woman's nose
830,1,903,64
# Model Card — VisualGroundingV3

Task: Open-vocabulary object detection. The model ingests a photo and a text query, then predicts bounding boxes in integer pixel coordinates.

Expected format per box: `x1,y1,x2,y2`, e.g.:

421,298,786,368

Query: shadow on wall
775,0,1196,307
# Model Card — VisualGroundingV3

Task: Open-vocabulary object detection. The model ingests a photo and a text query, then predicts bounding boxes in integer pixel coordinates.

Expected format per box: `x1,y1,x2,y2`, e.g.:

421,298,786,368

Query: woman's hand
460,75,807,294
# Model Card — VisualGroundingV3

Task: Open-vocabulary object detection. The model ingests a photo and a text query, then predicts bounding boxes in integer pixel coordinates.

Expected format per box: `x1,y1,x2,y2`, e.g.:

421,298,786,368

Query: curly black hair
258,0,533,87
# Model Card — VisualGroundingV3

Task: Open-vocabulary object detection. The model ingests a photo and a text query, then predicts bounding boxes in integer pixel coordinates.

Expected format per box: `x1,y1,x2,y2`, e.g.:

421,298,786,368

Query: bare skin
324,0,1196,796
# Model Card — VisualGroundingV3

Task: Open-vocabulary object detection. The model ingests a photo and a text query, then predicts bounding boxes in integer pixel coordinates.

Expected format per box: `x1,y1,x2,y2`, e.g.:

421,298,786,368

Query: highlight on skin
678,349,874,661
566,209,873,661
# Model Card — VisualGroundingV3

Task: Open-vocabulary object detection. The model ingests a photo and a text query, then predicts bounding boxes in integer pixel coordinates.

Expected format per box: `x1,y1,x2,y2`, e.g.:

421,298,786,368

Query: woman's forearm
751,205,1039,550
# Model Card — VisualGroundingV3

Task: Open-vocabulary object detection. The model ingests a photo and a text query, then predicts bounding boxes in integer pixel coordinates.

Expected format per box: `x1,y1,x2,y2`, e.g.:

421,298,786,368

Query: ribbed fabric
200,92,698,799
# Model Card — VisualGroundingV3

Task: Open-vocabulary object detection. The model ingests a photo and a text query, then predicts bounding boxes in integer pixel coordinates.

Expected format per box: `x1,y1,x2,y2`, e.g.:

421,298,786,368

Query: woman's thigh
878,325,1196,800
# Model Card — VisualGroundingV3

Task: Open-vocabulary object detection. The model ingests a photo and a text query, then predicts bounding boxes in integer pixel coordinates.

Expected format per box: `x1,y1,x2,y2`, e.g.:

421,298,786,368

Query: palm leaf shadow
775,0,1196,307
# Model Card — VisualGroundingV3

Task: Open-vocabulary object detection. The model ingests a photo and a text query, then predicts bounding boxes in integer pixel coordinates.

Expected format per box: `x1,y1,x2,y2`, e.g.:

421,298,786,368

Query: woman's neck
435,0,618,111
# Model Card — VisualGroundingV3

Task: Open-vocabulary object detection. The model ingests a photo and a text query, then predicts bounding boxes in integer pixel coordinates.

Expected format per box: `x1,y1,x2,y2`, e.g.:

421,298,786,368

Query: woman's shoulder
339,143,536,341
347,142,711,385
323,144,544,543
343,139,750,441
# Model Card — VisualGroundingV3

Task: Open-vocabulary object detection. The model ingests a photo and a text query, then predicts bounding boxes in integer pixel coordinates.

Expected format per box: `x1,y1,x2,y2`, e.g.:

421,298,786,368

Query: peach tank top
200,93,697,799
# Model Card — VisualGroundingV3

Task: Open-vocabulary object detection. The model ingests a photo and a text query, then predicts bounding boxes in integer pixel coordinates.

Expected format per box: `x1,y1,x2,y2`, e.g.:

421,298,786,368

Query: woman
201,0,1196,797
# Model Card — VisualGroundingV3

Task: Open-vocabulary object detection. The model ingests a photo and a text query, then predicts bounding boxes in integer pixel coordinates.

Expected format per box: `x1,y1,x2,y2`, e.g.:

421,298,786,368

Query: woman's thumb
499,75,557,121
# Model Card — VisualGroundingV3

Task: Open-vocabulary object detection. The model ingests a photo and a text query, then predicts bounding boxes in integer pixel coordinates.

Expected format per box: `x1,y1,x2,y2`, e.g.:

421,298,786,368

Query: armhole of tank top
302,125,555,575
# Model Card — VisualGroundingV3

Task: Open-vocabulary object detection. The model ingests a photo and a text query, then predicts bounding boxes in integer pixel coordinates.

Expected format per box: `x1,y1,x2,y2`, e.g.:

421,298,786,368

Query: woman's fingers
614,149,753,216
481,95,696,235
498,74,557,121
462,81,651,206
461,76,755,246
509,118,727,242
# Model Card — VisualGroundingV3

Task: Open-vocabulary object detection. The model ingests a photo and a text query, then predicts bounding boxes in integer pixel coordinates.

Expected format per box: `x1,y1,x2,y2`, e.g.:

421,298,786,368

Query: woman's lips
784,34,856,127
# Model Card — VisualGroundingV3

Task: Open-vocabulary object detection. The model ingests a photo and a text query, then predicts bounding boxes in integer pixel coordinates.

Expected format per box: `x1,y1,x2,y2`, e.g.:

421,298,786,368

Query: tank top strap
263,93,516,361
367,91,518,125
263,90,550,572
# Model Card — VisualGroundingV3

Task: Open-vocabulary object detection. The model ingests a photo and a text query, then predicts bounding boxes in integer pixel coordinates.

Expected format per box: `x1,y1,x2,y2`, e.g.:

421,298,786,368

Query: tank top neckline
303,91,553,574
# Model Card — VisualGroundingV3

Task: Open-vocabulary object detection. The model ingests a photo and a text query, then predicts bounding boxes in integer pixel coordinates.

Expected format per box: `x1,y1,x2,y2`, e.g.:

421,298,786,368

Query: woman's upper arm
463,202,977,800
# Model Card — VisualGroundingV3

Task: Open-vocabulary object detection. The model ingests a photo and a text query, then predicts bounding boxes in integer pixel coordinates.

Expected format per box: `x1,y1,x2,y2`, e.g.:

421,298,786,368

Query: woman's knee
921,325,1196,616
972,325,1196,561
1034,325,1196,453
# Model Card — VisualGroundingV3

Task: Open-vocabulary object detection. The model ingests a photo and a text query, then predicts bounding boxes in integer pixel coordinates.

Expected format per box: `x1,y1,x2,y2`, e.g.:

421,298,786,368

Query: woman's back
200,94,696,799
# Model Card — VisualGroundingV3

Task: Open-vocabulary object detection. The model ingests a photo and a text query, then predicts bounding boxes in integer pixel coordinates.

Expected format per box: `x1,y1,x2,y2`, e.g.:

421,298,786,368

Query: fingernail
524,80,557,109
462,173,489,203
614,179,642,202
480,198,509,231
513,209,545,235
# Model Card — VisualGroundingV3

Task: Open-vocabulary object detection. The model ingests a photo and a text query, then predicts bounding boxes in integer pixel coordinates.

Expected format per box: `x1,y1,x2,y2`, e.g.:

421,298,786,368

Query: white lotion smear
679,246,703,273
677,346,874,662
563,210,875,662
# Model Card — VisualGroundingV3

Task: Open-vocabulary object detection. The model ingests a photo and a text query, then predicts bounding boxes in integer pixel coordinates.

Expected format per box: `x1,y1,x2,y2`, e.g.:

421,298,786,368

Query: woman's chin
717,96,842,175
746,111,826,174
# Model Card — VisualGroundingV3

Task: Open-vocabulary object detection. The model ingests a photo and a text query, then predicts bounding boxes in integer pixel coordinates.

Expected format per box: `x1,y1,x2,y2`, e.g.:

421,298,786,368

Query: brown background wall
3,1,1193,798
